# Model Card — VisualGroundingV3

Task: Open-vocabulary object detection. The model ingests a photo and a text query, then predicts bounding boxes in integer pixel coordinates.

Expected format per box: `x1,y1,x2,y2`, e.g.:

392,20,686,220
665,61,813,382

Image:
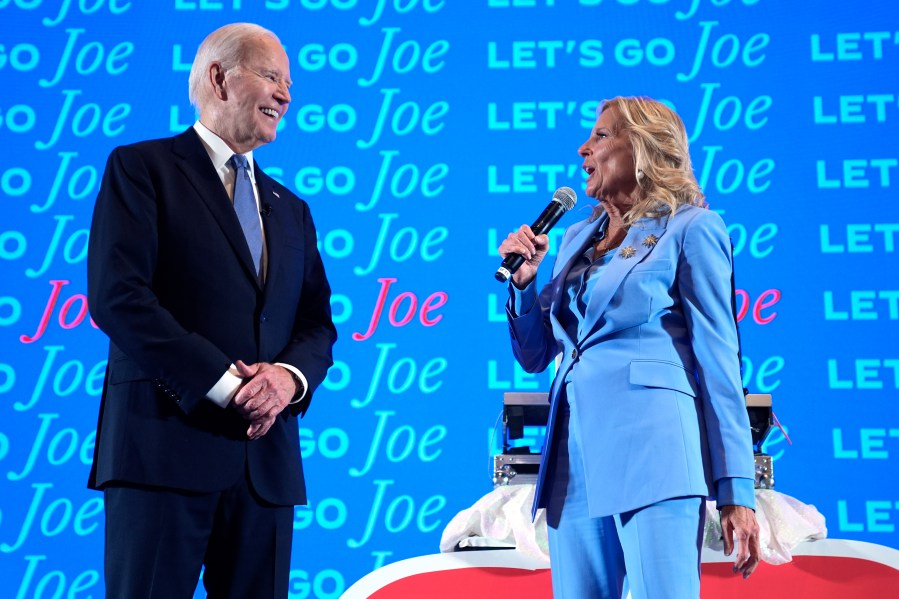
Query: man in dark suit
87,23,337,598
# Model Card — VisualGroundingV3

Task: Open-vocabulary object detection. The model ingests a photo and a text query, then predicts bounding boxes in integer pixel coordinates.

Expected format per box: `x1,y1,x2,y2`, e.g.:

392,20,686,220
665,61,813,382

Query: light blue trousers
545,397,705,599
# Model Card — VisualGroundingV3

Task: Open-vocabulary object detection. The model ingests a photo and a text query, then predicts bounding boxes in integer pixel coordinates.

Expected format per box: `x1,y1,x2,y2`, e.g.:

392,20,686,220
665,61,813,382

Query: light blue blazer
507,204,755,519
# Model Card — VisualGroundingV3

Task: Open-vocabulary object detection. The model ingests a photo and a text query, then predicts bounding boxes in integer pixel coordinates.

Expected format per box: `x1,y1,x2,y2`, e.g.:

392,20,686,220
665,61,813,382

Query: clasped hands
231,360,299,440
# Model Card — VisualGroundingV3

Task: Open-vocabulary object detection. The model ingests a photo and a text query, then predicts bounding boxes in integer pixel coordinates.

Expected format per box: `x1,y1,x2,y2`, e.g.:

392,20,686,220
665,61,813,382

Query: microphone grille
552,186,577,211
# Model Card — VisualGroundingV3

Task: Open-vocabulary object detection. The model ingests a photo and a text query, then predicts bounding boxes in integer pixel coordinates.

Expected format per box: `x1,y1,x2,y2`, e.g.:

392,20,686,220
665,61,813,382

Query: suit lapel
549,216,605,346
255,168,288,295
553,215,606,288
578,213,670,336
171,129,261,289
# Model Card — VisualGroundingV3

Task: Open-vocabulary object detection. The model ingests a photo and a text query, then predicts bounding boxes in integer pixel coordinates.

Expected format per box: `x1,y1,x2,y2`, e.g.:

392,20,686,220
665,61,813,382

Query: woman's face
578,107,639,211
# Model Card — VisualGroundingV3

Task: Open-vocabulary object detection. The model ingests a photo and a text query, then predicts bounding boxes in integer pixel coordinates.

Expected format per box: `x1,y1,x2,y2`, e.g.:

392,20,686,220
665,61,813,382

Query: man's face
217,35,292,153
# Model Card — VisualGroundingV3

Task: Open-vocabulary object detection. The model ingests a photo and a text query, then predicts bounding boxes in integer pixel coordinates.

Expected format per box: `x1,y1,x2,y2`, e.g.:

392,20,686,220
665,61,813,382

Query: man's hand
720,505,761,579
232,360,297,440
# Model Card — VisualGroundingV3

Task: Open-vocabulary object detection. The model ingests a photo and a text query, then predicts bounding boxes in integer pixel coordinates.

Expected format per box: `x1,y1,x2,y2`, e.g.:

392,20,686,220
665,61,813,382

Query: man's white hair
188,23,280,109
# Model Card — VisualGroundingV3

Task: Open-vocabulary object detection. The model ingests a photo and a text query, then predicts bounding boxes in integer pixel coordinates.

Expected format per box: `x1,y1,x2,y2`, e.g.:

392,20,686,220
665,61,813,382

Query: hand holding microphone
495,186,577,286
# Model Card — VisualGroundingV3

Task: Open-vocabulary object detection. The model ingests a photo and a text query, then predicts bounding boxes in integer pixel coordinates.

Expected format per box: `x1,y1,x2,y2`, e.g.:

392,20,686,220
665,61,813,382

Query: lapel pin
272,191,280,198
642,234,658,248
619,246,636,259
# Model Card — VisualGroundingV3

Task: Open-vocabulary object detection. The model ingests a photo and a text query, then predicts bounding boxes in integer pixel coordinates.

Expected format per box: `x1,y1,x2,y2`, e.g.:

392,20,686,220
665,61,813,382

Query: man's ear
209,62,227,100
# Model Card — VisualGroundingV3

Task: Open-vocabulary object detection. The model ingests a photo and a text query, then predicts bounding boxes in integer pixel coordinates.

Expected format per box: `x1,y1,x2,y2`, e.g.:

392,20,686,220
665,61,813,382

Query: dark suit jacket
87,128,337,506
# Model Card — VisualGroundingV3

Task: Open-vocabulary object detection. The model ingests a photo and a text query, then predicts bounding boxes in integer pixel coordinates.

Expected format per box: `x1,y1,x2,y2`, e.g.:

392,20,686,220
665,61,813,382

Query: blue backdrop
1,0,897,596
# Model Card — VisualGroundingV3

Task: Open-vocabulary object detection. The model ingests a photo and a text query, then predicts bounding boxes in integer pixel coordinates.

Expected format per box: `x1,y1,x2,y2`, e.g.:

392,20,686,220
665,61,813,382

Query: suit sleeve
87,146,232,413
271,199,337,417
505,280,560,374
677,209,756,509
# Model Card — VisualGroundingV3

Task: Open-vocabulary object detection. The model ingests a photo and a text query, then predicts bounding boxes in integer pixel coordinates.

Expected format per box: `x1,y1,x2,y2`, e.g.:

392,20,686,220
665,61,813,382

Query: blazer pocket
629,359,698,397
629,260,671,274
108,358,151,384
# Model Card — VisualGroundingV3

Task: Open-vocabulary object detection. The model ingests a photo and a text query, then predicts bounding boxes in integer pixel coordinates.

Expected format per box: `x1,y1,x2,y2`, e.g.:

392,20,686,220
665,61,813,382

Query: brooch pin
642,234,659,248
619,246,636,259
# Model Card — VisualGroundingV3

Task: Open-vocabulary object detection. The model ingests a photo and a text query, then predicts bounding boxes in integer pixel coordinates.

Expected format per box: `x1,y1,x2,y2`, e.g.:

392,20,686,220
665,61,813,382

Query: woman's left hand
719,505,761,578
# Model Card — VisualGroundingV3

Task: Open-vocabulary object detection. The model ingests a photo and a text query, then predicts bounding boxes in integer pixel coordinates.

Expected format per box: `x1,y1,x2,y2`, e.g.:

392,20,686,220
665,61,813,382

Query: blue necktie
229,154,262,279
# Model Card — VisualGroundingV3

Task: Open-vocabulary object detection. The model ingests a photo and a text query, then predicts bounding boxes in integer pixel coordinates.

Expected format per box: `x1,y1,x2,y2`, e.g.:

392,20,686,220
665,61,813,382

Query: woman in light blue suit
499,96,761,598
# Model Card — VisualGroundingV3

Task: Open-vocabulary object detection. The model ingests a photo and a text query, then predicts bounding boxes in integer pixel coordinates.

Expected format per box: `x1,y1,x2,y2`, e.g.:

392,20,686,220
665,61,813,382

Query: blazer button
570,349,578,359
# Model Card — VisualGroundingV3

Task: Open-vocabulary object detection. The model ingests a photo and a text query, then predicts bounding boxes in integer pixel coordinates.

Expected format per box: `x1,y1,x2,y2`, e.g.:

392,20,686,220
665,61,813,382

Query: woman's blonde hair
599,96,705,225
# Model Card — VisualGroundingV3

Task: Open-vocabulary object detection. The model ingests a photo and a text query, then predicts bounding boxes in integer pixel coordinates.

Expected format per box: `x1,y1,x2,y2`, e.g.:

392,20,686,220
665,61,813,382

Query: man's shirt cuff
206,364,243,407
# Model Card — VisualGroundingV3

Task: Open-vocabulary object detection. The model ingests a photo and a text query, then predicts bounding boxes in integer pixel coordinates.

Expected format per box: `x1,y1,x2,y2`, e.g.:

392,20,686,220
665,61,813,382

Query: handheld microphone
495,186,577,283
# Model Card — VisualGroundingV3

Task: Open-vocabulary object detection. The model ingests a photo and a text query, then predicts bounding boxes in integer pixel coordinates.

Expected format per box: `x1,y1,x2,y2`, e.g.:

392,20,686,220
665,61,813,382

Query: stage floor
341,539,899,598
